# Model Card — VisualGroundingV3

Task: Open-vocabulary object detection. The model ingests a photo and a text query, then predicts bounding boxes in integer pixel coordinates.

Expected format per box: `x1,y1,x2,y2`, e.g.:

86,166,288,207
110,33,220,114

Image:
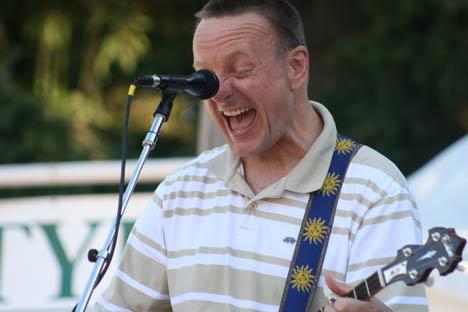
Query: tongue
228,109,256,132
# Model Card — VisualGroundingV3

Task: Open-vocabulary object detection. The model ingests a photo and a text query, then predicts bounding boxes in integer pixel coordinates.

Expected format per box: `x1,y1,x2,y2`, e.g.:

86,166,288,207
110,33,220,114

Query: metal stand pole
74,92,176,312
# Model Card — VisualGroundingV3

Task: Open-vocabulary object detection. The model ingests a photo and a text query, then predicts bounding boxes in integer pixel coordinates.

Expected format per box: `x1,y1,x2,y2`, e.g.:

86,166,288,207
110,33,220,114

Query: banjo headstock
381,227,466,286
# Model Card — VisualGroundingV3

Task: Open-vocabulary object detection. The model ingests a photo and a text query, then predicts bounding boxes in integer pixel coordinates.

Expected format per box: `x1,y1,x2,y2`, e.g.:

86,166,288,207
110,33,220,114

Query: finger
325,274,352,296
333,297,357,311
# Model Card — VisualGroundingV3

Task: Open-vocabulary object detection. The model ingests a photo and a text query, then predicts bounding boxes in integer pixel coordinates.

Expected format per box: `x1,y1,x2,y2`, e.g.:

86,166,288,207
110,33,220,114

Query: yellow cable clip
128,84,136,96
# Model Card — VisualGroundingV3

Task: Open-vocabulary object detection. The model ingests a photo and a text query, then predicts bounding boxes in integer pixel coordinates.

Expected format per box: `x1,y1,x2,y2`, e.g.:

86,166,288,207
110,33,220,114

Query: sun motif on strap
335,137,356,155
303,217,329,244
290,265,314,292
320,172,342,196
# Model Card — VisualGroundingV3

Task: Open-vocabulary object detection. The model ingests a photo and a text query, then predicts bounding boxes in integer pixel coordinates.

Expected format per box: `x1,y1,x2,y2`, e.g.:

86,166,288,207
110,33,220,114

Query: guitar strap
279,135,362,312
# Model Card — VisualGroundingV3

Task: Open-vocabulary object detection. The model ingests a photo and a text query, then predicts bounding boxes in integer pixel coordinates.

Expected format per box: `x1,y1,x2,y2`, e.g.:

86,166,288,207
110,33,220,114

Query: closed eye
234,68,253,78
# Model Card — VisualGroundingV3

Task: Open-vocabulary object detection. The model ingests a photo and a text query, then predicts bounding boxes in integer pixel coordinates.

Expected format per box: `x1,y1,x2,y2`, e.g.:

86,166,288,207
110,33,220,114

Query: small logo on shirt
283,237,296,245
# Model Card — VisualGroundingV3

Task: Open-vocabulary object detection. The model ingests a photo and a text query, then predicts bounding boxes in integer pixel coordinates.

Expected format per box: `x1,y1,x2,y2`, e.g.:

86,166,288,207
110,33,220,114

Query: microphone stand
74,91,177,312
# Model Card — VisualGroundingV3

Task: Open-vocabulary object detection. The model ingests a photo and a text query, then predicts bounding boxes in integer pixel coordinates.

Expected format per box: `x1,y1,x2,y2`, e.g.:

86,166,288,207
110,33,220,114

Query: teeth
223,107,251,117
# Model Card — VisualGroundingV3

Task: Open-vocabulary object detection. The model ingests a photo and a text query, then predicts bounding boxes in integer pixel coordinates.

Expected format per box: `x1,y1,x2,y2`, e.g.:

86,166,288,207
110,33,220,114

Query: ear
287,46,309,90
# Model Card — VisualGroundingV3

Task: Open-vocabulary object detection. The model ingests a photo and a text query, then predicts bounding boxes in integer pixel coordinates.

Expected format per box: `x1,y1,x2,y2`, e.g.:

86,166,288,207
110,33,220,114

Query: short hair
195,0,306,53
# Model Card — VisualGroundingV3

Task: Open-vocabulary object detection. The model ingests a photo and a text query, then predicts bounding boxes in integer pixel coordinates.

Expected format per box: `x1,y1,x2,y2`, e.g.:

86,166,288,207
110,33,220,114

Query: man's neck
242,103,323,194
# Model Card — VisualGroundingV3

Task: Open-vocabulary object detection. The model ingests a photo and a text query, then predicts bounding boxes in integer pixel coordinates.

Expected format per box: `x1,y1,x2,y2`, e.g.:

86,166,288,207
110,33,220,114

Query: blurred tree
0,0,205,163
0,53,73,163
298,0,468,174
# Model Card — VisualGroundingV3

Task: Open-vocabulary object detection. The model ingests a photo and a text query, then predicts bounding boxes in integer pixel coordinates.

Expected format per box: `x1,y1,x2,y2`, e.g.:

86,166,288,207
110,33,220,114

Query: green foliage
300,0,468,173
0,1,203,163
0,53,74,163
0,0,466,174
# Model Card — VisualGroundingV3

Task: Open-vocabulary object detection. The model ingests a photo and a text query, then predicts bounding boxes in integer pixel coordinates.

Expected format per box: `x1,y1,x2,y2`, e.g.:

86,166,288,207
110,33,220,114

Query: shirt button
248,202,257,210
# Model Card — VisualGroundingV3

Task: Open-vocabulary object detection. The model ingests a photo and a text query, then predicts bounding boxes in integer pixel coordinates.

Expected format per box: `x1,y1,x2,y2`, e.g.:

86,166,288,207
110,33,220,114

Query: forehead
193,13,276,66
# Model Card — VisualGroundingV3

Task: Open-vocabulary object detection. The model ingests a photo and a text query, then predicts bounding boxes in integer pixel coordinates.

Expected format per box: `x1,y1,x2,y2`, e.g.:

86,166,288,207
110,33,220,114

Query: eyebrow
226,50,251,62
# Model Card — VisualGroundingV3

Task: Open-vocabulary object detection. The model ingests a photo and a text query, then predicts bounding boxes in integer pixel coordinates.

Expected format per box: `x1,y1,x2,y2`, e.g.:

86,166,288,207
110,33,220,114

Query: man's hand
323,274,391,312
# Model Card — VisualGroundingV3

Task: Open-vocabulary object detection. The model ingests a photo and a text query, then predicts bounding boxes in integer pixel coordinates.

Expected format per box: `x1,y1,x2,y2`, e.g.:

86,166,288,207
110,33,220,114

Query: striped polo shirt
96,102,427,312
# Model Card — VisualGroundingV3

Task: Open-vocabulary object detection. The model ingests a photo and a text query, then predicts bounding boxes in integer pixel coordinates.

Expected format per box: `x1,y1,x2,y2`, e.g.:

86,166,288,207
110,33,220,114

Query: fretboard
344,271,384,301
317,270,384,312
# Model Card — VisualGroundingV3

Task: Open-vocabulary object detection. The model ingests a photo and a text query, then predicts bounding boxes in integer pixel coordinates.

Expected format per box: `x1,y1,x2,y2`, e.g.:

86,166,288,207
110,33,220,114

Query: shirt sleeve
95,190,172,312
345,174,428,311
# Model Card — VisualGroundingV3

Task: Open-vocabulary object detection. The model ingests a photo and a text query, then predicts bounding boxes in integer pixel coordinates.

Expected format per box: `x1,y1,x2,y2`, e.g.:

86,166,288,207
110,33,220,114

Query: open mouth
222,107,257,133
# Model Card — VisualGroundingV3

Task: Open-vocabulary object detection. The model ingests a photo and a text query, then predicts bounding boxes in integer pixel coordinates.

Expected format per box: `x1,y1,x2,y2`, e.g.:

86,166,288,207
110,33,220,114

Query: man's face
193,13,296,158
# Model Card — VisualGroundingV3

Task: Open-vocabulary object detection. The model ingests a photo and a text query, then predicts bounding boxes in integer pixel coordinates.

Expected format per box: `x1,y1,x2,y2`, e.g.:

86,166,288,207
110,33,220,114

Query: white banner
0,193,152,311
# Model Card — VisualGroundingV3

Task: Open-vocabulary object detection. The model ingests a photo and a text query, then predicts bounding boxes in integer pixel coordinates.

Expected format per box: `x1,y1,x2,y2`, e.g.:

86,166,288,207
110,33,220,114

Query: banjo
318,227,466,311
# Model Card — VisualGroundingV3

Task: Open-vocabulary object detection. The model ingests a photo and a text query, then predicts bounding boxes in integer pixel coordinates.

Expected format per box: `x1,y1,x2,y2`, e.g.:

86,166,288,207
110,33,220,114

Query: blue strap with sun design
279,135,362,311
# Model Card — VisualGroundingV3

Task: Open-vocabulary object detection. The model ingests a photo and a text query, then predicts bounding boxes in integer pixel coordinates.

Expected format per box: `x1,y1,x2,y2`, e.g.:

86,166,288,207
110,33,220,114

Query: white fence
0,158,192,188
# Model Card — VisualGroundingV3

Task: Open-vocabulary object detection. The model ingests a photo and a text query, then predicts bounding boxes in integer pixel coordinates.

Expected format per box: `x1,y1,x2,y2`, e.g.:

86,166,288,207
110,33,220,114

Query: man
96,0,427,311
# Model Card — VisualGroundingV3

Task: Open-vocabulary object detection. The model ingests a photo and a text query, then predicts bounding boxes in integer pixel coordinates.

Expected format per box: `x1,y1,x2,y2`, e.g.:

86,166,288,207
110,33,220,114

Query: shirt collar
205,101,337,198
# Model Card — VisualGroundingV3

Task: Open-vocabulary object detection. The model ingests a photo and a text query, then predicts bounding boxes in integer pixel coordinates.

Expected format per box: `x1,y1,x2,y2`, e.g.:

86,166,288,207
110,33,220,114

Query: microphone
134,69,219,100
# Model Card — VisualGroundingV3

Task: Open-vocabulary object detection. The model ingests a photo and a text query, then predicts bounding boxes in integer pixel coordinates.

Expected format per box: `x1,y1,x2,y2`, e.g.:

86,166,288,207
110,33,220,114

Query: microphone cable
96,84,135,285
73,84,135,312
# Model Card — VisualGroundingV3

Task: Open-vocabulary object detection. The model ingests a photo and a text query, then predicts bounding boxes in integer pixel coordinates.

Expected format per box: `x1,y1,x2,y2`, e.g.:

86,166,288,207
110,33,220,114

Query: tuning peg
424,276,434,287
457,264,465,272
403,247,412,257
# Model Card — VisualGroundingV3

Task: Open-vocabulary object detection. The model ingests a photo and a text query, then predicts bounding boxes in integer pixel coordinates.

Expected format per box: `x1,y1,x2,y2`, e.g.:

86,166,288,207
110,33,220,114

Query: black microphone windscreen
192,69,219,100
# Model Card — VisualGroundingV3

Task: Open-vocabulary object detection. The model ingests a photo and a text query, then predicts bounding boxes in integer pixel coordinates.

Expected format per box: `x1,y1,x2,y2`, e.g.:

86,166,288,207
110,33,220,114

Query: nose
210,75,234,104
